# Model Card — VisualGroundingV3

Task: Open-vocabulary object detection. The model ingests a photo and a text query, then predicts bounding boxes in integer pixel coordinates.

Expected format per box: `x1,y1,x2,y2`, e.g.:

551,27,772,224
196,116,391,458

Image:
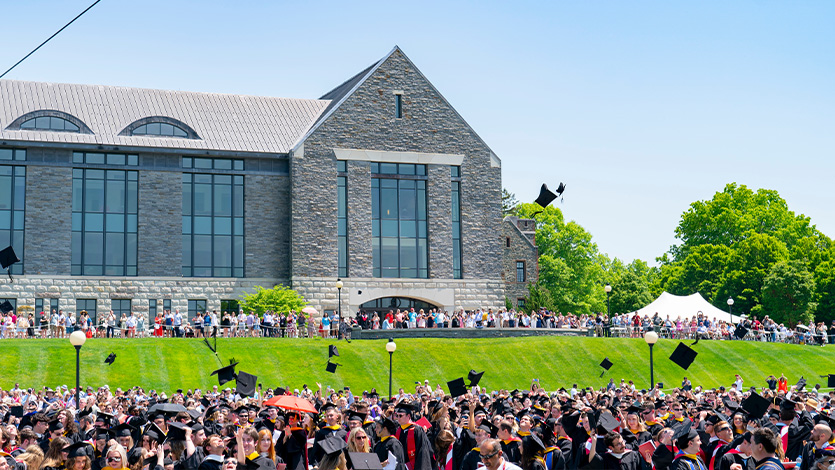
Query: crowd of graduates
3,371,835,470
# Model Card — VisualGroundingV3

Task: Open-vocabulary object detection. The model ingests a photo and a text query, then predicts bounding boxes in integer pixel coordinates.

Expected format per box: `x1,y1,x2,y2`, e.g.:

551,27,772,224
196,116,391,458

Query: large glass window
132,122,189,138
182,171,244,277
371,163,428,278
149,299,157,319
20,116,79,132
337,161,348,277
76,299,97,324
0,163,26,275
517,261,526,283
72,164,138,276
221,299,239,314
188,299,207,320
451,166,462,279
112,299,131,324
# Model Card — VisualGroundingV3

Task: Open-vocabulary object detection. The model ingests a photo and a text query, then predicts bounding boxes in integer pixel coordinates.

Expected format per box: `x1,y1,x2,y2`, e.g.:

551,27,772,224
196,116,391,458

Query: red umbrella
263,395,318,414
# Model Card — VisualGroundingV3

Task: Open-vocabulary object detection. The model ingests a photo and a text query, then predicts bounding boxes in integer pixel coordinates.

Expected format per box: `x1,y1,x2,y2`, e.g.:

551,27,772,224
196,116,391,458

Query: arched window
132,122,188,137
20,116,79,132
120,117,199,139
6,110,91,134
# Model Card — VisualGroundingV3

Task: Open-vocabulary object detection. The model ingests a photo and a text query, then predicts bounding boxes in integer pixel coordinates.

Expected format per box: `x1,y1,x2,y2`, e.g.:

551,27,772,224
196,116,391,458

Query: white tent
629,292,744,324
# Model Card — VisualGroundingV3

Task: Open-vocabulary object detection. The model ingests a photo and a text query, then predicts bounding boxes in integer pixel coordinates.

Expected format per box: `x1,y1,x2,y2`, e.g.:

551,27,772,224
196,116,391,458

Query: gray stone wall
502,217,539,306
245,174,290,278
292,48,502,285
346,161,372,277
24,164,73,275
138,170,182,276
427,164,453,279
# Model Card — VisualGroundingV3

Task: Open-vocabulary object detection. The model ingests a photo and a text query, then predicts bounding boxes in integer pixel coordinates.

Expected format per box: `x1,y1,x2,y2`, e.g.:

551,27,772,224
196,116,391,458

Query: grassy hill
1,336,831,393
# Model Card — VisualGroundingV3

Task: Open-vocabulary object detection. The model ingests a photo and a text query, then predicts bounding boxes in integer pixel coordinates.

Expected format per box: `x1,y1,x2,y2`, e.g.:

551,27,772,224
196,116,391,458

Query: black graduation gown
543,446,567,470
279,428,308,470
501,439,523,465
460,449,481,470
374,436,407,470
395,424,433,470
620,431,651,451
198,456,224,470
452,429,476,470
717,451,754,470
556,437,573,469
670,455,707,470
312,426,348,466
652,445,676,470
601,451,645,470
242,454,276,470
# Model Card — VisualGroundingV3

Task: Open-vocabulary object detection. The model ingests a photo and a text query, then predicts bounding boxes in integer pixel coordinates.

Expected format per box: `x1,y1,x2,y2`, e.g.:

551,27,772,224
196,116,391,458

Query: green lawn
1,336,831,393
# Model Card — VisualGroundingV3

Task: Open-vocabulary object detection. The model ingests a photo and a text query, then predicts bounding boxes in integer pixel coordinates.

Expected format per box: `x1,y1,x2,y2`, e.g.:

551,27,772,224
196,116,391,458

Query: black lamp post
605,284,612,317
644,330,658,390
69,330,87,410
727,297,734,326
386,338,396,400
335,279,343,339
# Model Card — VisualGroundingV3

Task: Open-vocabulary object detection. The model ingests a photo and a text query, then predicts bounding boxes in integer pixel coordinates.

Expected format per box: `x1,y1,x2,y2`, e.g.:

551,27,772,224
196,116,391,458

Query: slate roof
0,80,330,154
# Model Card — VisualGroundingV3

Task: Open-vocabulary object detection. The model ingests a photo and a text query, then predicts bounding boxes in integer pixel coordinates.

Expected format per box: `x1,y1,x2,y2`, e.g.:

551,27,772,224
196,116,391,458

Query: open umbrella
796,324,810,331
302,306,318,316
262,395,317,414
148,403,188,415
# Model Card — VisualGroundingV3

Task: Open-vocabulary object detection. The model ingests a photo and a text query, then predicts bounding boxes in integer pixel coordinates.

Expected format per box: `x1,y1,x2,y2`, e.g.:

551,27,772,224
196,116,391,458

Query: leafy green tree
605,259,655,314
502,189,520,217
761,260,815,326
661,244,734,302
714,232,789,315
523,281,557,312
239,285,308,317
814,258,835,323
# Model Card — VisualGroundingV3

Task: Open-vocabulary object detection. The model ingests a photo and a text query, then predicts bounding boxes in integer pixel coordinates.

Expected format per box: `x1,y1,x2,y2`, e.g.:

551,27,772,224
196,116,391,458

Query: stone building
502,216,539,309
0,46,504,323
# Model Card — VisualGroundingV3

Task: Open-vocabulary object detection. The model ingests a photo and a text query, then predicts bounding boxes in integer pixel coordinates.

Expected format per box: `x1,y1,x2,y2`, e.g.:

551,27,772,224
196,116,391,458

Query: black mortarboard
0,246,19,269
109,422,134,438
599,357,613,377
326,362,338,373
534,183,565,208
48,417,64,432
741,392,771,419
329,345,339,358
187,409,202,420
735,327,749,339
673,423,698,448
347,411,367,423
447,378,467,398
590,411,620,434
319,435,347,456
626,404,643,416
669,342,698,370
705,411,729,425
796,378,807,391
65,442,94,459
523,434,546,453
105,353,116,365
827,375,835,388
144,423,166,445
379,416,398,434
236,371,258,397
200,398,211,409
467,370,485,387
347,452,383,470
211,363,238,386
9,406,23,418
94,428,109,441
165,422,187,442
723,398,740,411
0,301,13,313
320,402,338,413
394,401,418,414
780,398,797,410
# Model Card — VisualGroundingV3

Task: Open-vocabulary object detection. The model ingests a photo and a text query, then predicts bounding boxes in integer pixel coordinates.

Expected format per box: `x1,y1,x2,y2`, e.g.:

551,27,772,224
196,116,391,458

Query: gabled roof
0,80,330,154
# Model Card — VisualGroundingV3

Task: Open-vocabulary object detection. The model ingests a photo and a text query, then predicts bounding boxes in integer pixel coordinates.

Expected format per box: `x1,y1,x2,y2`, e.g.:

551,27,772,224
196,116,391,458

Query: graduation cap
379,416,399,434
319,434,347,456
200,398,211,409
588,411,619,434
347,411,367,423
144,423,166,445
722,398,740,412
236,371,258,397
104,353,117,365
325,361,339,374
823,375,835,388
523,433,546,454
394,401,419,415
211,362,239,386
672,422,698,448
533,183,566,211
447,378,467,398
734,326,749,339
65,442,94,459
347,452,383,470
740,392,770,419
48,417,64,432
0,301,12,313
109,422,135,438
329,345,339,358
8,406,23,418
319,402,338,413
0,246,19,282
599,358,613,378
165,422,188,442
669,342,698,370
796,377,807,391
705,411,729,425
467,370,484,387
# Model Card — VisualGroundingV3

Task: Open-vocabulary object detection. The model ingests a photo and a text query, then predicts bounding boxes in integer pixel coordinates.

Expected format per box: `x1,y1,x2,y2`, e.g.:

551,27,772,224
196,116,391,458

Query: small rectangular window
506,237,511,247
516,261,526,283
517,298,526,309
395,94,403,119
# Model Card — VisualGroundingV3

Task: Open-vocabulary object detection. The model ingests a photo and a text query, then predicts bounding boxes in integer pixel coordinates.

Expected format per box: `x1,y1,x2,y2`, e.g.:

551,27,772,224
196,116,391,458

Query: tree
714,232,789,315
523,281,557,312
605,259,655,314
761,260,815,326
239,285,308,317
502,189,520,217
660,244,734,303
814,258,835,323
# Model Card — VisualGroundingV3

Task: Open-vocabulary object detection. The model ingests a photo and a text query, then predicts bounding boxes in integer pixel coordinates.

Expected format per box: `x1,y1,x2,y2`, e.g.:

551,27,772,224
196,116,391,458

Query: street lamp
644,330,658,390
727,297,734,326
335,279,343,339
604,283,612,314
386,338,397,400
69,330,87,410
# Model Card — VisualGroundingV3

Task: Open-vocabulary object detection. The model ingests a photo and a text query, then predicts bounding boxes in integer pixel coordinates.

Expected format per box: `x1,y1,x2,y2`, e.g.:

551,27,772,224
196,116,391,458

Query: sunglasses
107,457,122,462
717,428,731,432
355,436,367,440
479,451,499,460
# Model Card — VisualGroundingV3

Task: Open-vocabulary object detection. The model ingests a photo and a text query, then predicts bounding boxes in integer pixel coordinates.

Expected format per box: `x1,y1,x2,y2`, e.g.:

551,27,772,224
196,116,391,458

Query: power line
0,0,104,80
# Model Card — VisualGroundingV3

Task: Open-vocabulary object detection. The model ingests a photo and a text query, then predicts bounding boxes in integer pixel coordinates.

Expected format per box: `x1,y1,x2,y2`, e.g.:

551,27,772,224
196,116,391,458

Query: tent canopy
629,292,744,324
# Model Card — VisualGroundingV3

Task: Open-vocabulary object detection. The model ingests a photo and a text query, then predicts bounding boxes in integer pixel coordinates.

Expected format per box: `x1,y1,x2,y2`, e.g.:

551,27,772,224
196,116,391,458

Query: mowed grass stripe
2,337,834,392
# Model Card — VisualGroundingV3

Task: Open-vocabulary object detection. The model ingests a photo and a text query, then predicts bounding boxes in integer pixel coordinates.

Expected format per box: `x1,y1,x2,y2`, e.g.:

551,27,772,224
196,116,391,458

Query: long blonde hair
347,427,370,453
19,445,45,470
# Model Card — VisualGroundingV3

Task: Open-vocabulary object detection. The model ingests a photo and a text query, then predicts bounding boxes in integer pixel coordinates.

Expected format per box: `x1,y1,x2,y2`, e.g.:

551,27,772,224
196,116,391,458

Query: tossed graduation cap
533,183,566,211
325,361,339,374
599,357,613,378
796,377,807,391
165,422,188,443
0,301,12,313
467,369,485,387
825,375,835,388
65,442,94,459
9,406,23,418
104,353,117,365
734,327,749,339
236,371,258,397
211,362,239,386
320,434,347,456
593,411,620,434
329,345,339,358
740,392,770,419
347,452,383,470
670,342,698,370
447,378,467,398
0,246,19,282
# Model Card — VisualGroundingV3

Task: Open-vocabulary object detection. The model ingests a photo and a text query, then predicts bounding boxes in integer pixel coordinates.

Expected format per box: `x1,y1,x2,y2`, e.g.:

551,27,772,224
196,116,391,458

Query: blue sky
2,1,833,265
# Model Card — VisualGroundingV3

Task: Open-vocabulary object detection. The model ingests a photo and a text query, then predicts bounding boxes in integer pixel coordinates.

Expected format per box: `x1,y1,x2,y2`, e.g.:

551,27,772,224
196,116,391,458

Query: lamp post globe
335,279,344,339
69,330,87,411
644,330,658,390
727,297,734,324
386,338,396,400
